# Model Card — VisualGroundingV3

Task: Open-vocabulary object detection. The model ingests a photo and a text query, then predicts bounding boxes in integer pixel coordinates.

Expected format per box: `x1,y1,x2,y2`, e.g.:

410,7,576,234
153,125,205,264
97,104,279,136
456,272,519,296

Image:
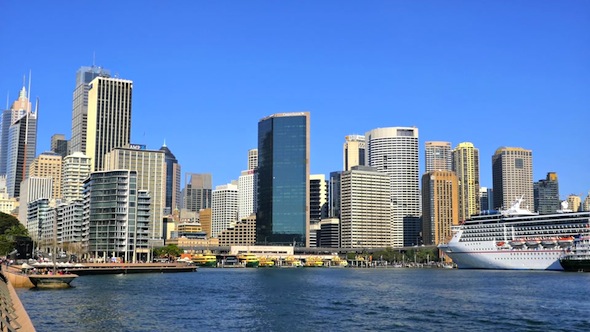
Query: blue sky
1,1,588,200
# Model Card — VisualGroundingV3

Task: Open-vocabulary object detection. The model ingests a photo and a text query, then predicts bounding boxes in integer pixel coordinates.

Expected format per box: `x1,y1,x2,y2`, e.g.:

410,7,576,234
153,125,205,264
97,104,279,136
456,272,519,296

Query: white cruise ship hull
440,241,564,270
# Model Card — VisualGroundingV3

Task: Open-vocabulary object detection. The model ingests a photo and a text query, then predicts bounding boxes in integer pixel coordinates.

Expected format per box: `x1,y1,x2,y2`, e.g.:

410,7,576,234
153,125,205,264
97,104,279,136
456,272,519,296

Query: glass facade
257,113,309,246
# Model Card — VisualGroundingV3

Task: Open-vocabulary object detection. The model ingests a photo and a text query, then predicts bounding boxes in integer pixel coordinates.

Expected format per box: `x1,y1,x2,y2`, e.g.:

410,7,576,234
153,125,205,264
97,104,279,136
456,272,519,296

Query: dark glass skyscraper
160,143,181,214
256,112,310,247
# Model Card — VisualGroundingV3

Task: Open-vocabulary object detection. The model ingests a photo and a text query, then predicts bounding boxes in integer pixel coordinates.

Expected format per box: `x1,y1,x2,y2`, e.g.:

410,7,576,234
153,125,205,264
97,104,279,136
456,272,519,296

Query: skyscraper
70,66,110,154
248,148,258,170
238,169,257,220
343,135,366,171
479,187,494,212
366,126,420,247
104,146,166,240
85,76,133,171
0,86,31,177
425,141,452,172
340,166,391,248
50,134,69,158
492,147,533,210
6,92,37,198
160,143,181,215
328,171,341,219
29,152,62,199
256,112,310,246
211,182,238,238
309,174,328,223
421,170,459,245
182,173,212,212
533,172,560,214
452,142,480,221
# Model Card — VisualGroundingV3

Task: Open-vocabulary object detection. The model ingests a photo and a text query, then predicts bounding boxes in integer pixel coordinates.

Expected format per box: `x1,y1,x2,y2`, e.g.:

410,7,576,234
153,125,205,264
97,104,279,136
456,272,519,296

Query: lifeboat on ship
526,238,541,247
509,238,526,247
541,238,558,247
558,236,575,247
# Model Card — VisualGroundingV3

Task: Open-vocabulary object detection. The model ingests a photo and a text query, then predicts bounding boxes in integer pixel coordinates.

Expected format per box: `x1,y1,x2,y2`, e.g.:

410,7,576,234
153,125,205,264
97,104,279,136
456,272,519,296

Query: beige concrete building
452,142,480,221
104,146,166,240
61,152,91,201
218,215,256,246
29,152,62,199
85,76,133,171
421,171,459,245
567,194,582,212
0,193,18,215
198,208,212,238
343,135,366,171
492,147,533,210
425,141,452,172
248,148,258,170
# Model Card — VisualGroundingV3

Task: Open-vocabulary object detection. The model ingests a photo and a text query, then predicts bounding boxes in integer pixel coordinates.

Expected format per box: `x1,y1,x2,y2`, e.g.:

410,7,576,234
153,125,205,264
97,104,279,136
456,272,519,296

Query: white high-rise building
62,152,91,201
85,76,133,171
366,127,420,247
343,135,366,171
18,177,53,225
238,170,257,220
248,149,258,170
340,166,391,248
211,182,238,238
425,141,452,172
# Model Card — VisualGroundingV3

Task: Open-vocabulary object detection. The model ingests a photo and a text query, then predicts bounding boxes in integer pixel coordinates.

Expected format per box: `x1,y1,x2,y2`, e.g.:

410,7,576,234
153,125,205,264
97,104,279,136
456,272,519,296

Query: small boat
28,273,78,289
496,241,506,247
258,257,275,268
526,238,541,247
541,238,558,247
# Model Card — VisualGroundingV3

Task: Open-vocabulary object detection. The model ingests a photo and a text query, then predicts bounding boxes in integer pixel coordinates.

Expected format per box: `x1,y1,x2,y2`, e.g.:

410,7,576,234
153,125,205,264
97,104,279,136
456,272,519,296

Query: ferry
238,254,259,268
192,254,217,267
438,198,590,270
560,235,590,272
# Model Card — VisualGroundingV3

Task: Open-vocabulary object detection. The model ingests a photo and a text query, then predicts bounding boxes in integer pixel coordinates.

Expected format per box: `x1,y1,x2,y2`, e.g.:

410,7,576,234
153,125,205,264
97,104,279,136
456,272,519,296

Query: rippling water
16,268,590,332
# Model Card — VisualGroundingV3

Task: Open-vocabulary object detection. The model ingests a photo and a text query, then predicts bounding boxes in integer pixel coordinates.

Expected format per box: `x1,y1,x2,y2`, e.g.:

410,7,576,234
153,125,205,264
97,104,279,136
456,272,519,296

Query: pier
0,268,35,331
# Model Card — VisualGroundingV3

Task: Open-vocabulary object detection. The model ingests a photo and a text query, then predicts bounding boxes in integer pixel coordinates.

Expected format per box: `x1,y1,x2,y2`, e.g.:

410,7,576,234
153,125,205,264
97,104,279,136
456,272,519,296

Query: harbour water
16,268,590,331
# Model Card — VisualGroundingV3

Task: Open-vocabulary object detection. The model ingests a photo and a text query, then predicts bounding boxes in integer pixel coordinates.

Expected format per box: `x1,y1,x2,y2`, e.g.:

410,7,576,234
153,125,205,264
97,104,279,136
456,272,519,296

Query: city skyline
1,1,588,200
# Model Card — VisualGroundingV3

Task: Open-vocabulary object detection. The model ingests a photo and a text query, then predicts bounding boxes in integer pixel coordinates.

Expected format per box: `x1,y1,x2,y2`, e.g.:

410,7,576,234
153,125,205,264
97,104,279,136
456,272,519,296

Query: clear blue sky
1,1,588,200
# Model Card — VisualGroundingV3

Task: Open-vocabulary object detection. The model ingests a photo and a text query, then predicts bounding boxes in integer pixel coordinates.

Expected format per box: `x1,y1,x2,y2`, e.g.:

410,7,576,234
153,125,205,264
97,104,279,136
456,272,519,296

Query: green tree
0,213,21,234
153,244,183,258
0,214,29,256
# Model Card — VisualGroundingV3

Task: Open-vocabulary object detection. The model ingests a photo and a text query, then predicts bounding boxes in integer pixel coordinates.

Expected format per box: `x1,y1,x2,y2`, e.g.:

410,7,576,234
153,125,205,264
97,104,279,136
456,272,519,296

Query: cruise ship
438,199,590,270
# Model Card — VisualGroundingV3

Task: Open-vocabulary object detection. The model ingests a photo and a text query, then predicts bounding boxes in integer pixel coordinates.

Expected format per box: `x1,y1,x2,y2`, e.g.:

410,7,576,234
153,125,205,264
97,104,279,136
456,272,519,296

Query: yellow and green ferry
192,254,217,267
238,254,260,268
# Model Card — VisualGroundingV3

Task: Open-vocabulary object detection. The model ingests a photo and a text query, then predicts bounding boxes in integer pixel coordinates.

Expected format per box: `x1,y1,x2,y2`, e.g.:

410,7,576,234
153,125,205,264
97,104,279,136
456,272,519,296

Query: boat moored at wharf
560,235,590,272
438,198,590,270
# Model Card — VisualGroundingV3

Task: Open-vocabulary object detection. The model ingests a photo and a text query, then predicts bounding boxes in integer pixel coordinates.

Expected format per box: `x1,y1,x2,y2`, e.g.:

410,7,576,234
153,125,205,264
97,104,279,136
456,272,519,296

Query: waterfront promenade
0,267,35,331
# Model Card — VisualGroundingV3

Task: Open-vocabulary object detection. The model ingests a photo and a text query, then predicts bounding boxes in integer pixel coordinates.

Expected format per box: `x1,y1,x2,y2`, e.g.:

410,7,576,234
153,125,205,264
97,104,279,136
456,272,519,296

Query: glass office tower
256,112,310,247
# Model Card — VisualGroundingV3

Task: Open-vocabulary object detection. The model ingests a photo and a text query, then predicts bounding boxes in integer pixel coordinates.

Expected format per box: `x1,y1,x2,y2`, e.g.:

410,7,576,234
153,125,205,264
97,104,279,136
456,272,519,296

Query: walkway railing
0,272,35,331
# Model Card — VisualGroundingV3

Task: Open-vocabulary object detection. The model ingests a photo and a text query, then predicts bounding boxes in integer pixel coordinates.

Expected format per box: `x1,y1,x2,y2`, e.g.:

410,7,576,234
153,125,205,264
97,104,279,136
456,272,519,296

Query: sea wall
0,268,36,331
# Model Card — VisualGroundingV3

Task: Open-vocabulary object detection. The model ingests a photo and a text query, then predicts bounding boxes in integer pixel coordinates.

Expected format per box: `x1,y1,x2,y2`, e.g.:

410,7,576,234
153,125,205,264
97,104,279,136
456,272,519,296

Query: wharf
60,262,197,275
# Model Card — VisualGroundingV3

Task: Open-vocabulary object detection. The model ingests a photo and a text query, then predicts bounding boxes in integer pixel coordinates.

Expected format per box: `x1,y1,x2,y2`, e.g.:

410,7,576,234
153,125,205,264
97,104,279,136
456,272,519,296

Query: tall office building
182,173,212,212
328,171,341,219
50,134,69,158
1,86,31,176
533,172,560,214
343,135,366,171
18,177,53,226
5,88,37,198
566,194,582,212
583,193,590,212
421,171,459,245
452,142,480,221
160,143,181,214
211,182,238,238
248,148,258,170
366,127,420,247
256,112,310,246
70,66,110,154
84,170,150,263
238,169,257,220
104,146,166,240
340,166,391,248
310,174,328,222
492,147,533,210
425,141,452,172
29,152,63,199
61,152,91,201
479,187,494,212
85,76,133,171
